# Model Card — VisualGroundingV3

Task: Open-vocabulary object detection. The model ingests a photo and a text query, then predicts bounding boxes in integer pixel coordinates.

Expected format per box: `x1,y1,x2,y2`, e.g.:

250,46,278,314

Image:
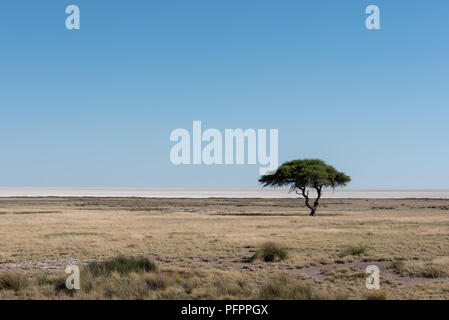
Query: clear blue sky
0,1,448,188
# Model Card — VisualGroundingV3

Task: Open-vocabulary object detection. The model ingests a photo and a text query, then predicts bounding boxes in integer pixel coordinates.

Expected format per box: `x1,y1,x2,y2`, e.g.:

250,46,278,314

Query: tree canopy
259,159,351,216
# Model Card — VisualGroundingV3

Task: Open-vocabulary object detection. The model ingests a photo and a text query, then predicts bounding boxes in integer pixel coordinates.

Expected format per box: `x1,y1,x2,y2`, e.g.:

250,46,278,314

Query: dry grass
365,289,390,300
258,274,347,300
0,257,346,300
0,272,29,292
0,197,449,299
86,256,157,276
391,259,449,278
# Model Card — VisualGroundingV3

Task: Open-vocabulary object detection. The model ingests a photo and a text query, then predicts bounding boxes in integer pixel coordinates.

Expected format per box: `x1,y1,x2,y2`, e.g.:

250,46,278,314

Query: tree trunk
310,185,323,216
297,185,323,216
298,187,316,216
309,207,316,216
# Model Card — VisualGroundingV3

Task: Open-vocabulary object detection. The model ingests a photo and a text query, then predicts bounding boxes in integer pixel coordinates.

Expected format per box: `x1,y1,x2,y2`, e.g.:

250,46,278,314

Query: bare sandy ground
1,197,449,299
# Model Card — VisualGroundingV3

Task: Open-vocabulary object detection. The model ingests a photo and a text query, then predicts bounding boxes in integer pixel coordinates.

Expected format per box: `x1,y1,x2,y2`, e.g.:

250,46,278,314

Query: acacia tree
259,159,351,216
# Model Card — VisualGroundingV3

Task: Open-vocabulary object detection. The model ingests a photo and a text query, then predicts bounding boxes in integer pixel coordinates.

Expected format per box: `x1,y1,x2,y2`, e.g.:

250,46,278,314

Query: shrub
0,272,29,292
342,245,366,257
87,256,157,277
250,242,287,262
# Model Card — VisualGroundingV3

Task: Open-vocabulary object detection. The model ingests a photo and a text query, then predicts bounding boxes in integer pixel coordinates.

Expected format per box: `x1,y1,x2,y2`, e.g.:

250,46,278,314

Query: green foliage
259,159,350,216
250,242,288,262
87,256,157,277
259,159,350,189
342,245,367,257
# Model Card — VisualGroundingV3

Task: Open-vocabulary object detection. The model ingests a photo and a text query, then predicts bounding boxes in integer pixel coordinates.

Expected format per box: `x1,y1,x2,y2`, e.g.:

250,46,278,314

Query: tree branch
296,187,313,210
313,184,323,208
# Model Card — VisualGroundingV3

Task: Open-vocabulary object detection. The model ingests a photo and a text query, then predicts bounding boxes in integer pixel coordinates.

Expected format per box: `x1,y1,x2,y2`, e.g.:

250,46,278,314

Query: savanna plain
0,197,449,300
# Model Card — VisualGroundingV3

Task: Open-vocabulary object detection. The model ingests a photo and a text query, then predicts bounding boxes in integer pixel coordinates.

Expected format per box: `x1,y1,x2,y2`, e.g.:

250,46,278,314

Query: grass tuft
0,272,29,292
102,273,149,300
87,256,157,277
258,274,344,300
342,245,367,257
391,260,449,278
145,274,168,290
214,277,251,298
250,242,288,262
